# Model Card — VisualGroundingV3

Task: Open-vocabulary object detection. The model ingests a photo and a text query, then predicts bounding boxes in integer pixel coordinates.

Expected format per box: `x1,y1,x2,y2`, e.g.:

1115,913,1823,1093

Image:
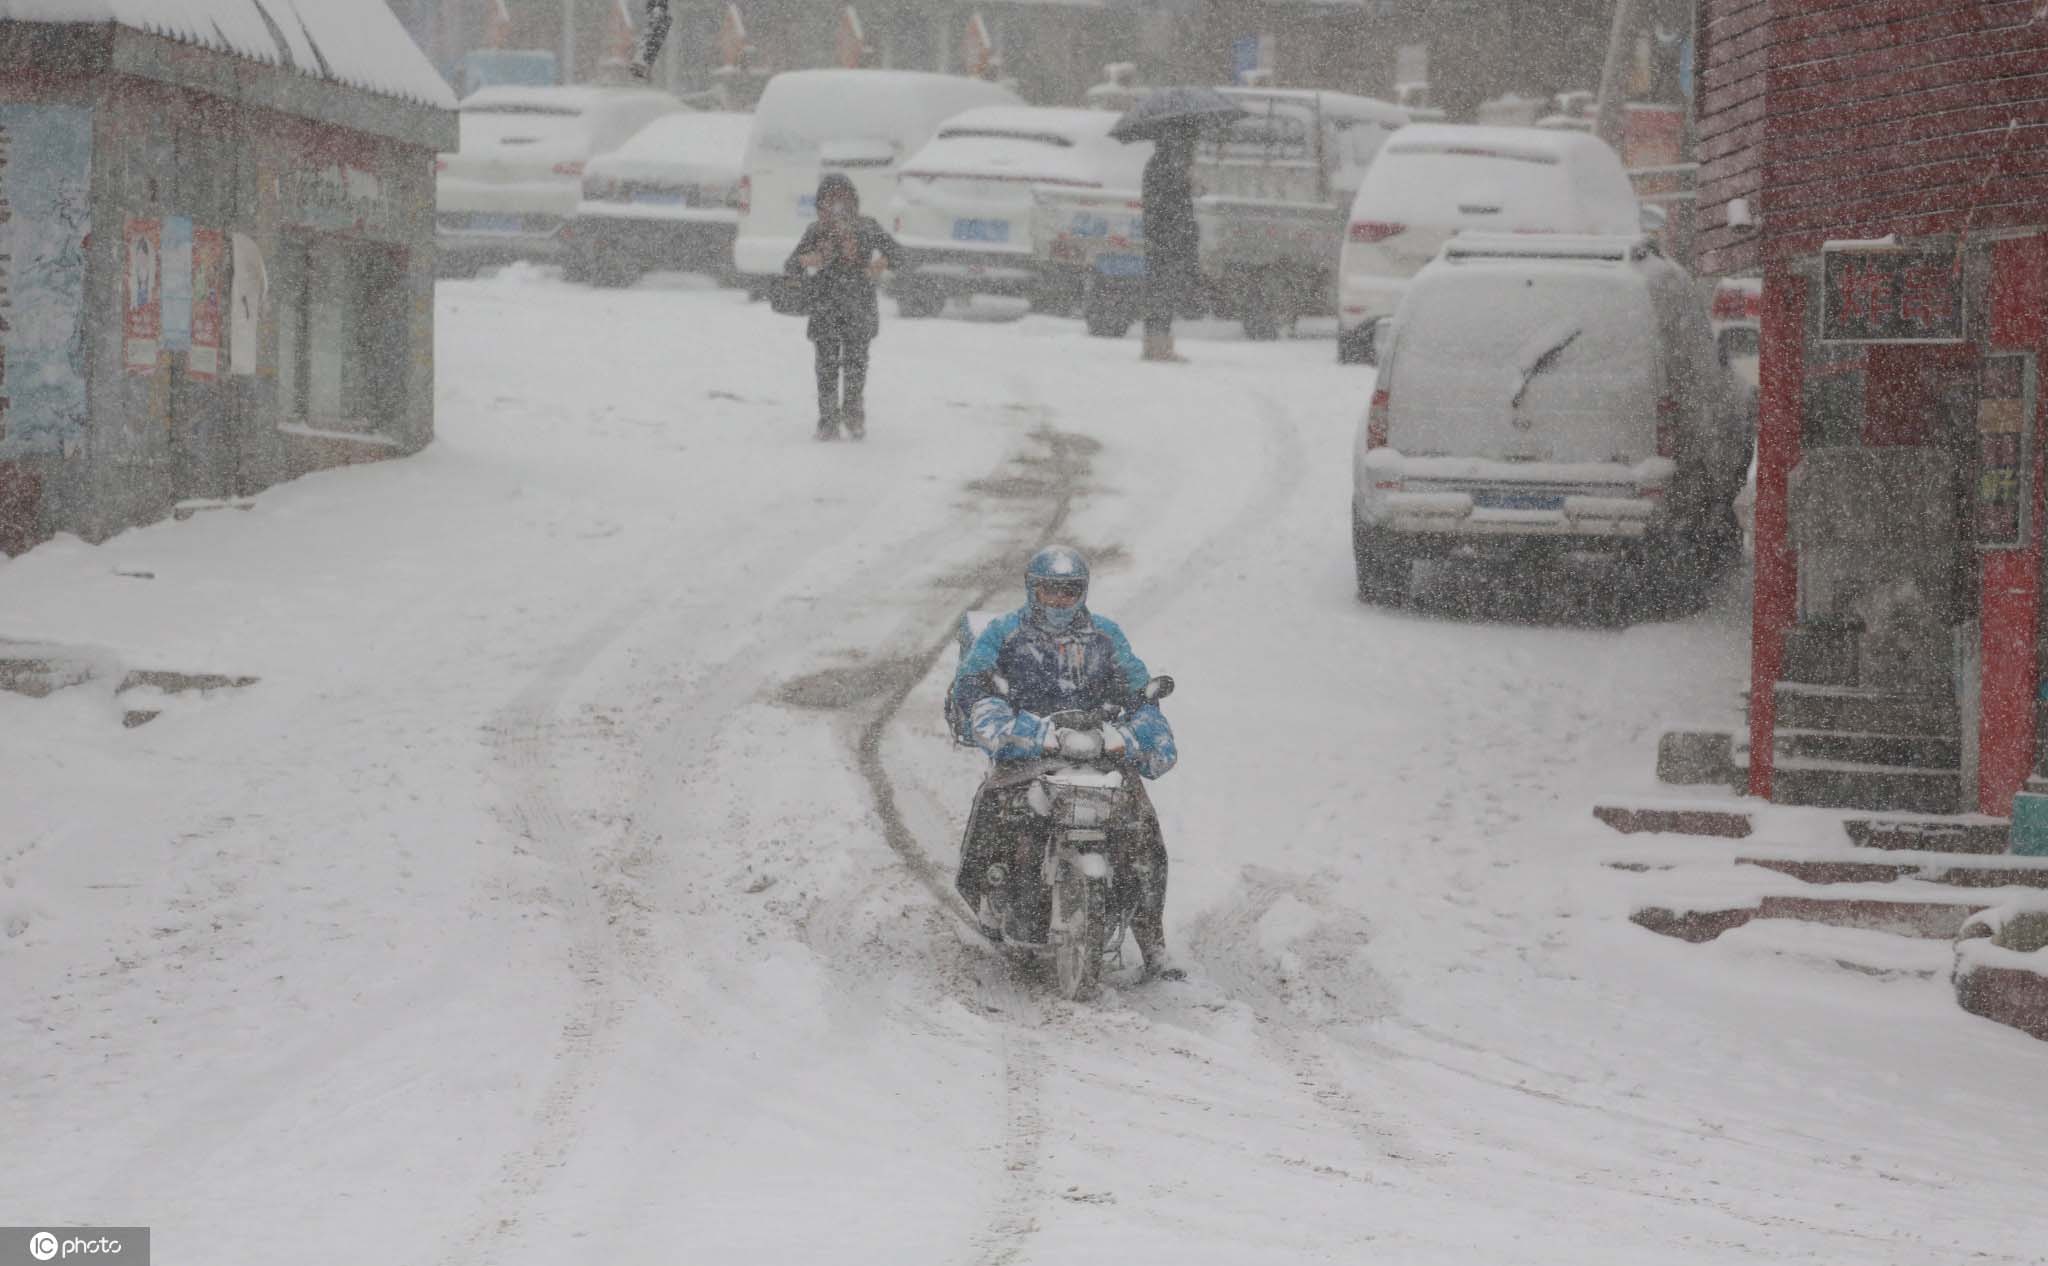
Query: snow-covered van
1336,125,1639,361
732,70,1022,292
1351,234,1750,603
889,106,1148,316
437,86,686,275
564,111,753,287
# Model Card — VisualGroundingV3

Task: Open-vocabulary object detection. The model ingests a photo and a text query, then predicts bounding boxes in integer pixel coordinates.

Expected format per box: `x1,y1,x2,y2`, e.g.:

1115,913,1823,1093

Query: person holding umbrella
1111,87,1247,364
1139,125,1199,363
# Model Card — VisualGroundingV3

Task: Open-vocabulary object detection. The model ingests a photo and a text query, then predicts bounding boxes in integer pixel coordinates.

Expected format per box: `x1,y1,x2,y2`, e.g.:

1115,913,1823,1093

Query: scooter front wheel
1050,862,1107,1002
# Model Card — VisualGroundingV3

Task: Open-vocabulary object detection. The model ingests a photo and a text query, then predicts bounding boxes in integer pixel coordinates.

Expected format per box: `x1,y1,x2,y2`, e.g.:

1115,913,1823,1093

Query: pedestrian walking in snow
1140,125,1200,363
786,174,903,441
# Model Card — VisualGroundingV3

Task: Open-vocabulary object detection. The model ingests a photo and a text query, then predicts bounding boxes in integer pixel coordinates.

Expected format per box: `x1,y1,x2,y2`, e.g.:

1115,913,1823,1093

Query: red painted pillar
1749,265,1806,799
1980,236,2048,815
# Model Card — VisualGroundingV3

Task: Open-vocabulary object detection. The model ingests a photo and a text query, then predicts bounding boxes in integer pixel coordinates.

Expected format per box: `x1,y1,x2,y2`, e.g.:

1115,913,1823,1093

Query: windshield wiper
1511,328,1581,410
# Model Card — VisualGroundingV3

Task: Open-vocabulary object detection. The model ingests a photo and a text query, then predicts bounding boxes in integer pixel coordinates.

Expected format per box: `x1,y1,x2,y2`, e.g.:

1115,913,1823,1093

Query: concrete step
1592,803,1754,839
1729,849,2048,890
1843,817,2010,854
1773,727,1960,771
1634,890,1991,942
1713,920,1951,979
1770,760,1961,814
1771,683,1959,736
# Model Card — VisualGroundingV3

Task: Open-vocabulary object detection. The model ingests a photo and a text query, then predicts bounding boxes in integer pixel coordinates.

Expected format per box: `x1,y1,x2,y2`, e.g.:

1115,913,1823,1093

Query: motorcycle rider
951,546,1183,980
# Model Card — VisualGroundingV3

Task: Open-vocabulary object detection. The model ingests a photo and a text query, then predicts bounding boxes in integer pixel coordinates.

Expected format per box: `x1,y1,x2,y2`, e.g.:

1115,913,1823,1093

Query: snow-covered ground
4,271,2044,1264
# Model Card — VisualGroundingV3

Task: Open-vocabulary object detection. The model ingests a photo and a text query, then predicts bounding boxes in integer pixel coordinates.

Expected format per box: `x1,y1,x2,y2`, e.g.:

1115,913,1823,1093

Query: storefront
1695,1,2048,831
0,8,456,547
1749,235,2046,819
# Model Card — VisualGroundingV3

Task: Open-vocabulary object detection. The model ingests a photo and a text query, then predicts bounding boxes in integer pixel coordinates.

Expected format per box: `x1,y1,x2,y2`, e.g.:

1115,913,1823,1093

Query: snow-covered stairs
1599,807,2048,978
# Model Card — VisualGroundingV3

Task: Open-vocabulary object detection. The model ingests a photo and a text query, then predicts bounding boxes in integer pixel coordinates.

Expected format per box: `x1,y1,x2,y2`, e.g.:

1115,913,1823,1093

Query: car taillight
1367,388,1391,450
552,160,585,178
894,215,902,233
1349,220,1405,244
738,175,751,216
1656,395,1679,458
435,157,448,173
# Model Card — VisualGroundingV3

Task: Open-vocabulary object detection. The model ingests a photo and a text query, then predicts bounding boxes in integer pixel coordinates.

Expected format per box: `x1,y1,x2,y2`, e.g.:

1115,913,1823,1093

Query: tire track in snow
445,599,656,1266
855,383,1326,1262
442,456,995,1263
848,399,1083,1266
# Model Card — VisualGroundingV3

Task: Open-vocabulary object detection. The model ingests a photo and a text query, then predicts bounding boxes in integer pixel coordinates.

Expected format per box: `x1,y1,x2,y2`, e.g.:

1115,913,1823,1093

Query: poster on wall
0,104,94,459
189,227,224,380
230,231,266,376
160,216,193,353
1975,353,2035,551
123,217,162,373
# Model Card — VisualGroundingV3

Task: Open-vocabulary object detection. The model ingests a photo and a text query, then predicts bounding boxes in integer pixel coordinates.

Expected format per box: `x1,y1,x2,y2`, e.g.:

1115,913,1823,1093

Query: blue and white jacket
951,606,1177,779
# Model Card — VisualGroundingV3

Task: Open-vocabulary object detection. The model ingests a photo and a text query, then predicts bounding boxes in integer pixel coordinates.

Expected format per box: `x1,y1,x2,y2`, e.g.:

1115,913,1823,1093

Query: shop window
276,234,407,433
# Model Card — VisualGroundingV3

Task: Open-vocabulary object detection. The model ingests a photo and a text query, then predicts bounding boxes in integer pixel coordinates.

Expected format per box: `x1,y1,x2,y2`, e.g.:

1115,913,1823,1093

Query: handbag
768,272,812,317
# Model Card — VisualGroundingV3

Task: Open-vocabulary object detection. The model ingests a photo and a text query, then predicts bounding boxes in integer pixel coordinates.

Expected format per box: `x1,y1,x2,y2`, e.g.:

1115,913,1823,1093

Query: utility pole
561,0,577,82
1593,0,1636,148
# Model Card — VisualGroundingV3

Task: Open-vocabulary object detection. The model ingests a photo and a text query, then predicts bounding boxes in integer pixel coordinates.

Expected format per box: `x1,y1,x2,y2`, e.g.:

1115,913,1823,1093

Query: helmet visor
1032,578,1086,608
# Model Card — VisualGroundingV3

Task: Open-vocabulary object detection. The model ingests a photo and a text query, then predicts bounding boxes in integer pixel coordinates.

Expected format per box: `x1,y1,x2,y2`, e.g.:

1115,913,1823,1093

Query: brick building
0,1,457,549
1695,0,2048,823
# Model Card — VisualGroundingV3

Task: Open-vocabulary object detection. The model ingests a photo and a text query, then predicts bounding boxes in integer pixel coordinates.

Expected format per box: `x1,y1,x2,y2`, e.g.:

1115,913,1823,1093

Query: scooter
973,676,1174,1001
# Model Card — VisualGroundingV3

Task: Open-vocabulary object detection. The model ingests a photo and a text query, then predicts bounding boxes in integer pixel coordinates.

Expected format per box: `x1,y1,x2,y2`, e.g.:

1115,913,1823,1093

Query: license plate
1095,253,1145,278
952,217,1011,243
633,189,686,206
468,214,524,233
1474,491,1565,511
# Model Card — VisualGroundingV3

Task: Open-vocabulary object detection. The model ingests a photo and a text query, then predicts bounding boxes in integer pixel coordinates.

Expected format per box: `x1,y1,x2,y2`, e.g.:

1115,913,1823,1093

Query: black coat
1141,152,1199,278
785,216,904,343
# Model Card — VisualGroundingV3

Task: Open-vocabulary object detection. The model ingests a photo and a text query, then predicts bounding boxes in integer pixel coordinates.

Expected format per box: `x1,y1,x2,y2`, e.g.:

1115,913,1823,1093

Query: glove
1102,725,1127,758
1051,727,1105,761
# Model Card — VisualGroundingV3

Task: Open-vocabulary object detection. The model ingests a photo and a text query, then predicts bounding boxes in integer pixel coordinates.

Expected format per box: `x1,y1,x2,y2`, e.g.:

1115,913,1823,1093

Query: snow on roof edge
0,0,456,112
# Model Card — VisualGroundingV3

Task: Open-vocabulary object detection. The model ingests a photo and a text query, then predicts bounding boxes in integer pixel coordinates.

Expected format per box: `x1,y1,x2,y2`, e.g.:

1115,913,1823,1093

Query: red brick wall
1696,0,1771,277
1697,0,2048,276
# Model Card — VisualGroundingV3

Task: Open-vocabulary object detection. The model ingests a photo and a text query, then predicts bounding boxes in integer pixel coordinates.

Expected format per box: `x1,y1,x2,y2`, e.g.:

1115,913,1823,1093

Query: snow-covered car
437,86,687,276
1336,125,1641,362
1351,234,1751,604
563,111,754,287
888,106,1148,315
732,69,1022,296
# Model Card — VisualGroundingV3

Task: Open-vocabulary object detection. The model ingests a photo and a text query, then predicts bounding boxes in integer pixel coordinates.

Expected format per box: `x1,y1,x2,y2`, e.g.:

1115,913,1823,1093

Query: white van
1350,235,1750,605
889,106,1148,315
1335,125,1639,361
732,70,1022,291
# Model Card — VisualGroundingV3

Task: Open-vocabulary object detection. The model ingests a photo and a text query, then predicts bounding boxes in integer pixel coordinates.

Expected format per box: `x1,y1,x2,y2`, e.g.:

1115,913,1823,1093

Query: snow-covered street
5,273,2046,1264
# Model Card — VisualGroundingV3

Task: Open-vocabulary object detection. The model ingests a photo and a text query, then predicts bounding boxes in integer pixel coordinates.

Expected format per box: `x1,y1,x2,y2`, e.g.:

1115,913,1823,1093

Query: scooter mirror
1144,675,1174,702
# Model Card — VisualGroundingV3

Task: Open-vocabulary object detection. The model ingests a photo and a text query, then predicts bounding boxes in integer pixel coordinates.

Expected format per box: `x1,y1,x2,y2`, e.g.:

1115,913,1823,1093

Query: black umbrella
1109,86,1248,143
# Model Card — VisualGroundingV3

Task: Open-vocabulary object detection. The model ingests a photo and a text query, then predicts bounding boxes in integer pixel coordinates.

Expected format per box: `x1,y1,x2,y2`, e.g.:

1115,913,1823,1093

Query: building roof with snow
0,0,456,109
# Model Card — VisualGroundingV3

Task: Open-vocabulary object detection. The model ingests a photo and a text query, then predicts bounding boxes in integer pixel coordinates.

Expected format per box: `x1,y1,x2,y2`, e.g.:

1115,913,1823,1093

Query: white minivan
732,70,1022,293
889,106,1148,315
1351,234,1751,607
1335,125,1640,361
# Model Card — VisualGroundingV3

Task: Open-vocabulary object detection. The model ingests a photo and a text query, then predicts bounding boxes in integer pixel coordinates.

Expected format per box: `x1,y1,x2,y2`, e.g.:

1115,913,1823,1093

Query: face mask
1037,600,1083,631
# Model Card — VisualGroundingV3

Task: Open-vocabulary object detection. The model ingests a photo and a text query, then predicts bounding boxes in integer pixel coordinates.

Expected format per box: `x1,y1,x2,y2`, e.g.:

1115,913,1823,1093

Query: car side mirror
1144,675,1174,703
